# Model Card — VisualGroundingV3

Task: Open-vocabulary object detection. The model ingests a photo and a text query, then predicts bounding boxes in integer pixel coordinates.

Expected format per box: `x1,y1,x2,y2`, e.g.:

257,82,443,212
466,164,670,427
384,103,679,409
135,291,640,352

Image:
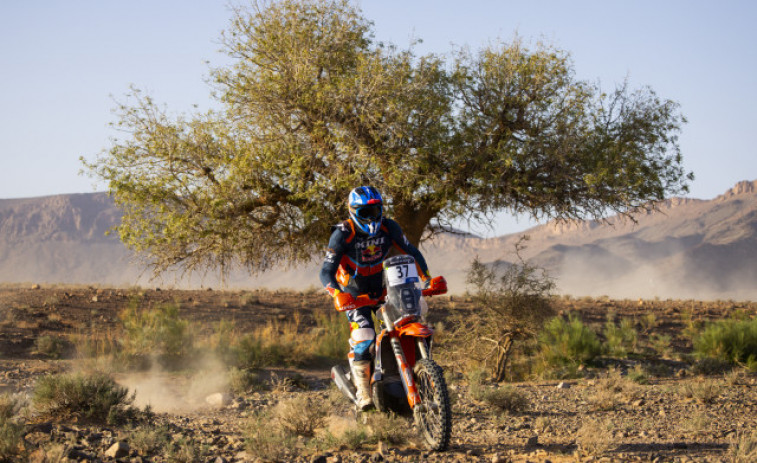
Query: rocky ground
1,285,756,462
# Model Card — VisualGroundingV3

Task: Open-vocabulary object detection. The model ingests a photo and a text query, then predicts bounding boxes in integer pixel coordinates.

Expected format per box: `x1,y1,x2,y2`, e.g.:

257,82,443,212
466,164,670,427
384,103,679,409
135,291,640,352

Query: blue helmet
348,186,383,236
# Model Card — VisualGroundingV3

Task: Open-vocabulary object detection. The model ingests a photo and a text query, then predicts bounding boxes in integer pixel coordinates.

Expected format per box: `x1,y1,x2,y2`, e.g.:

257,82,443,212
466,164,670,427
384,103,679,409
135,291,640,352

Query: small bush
693,317,757,366
681,379,721,404
538,314,601,370
312,310,350,360
128,424,171,454
628,364,650,385
227,367,267,395
603,314,637,358
244,411,295,461
730,429,757,463
575,417,615,456
33,371,139,424
587,368,640,411
478,386,530,414
276,395,329,437
0,394,24,461
35,335,66,358
364,413,410,446
459,237,556,382
120,302,193,368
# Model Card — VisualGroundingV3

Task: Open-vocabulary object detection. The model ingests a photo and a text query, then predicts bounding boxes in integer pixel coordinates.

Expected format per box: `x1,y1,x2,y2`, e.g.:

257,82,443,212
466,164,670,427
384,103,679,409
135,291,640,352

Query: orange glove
333,290,359,312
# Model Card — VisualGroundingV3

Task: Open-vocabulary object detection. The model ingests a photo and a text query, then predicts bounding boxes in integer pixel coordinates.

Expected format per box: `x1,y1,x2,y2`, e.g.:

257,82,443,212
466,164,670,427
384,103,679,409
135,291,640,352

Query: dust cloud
115,355,229,413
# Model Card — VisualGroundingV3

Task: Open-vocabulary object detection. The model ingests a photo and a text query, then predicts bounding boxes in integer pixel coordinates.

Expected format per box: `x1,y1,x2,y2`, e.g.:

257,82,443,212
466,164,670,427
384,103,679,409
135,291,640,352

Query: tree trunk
494,335,514,383
391,203,436,247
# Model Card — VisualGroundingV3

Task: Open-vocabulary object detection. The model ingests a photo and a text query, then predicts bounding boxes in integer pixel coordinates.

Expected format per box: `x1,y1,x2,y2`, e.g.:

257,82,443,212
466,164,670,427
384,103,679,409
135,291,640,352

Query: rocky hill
2,181,757,299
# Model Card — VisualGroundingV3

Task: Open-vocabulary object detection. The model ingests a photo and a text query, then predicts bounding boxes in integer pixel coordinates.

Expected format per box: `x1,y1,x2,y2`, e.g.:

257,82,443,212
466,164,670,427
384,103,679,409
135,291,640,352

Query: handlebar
333,276,448,312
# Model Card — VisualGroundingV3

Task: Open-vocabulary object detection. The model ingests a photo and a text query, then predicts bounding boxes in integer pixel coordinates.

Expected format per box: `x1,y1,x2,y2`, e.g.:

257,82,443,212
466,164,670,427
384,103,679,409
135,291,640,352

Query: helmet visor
356,205,382,220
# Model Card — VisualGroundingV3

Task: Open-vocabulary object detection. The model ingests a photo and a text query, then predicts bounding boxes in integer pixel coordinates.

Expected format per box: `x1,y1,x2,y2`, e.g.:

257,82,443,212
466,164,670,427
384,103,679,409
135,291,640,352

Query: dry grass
729,429,757,463
681,378,722,404
0,394,24,461
275,395,330,437
587,368,641,411
575,417,615,457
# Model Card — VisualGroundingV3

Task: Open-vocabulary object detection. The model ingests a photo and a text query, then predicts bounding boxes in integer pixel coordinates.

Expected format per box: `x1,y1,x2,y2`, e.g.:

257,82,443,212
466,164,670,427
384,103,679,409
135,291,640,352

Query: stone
310,455,330,463
492,454,510,463
31,284,40,290
206,392,233,407
526,435,539,447
212,457,228,463
556,381,571,389
105,442,130,459
91,295,98,302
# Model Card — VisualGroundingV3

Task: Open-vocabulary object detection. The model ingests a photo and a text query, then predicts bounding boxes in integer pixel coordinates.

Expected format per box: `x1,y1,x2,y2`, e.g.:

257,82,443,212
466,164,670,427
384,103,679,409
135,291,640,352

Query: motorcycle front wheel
413,358,451,451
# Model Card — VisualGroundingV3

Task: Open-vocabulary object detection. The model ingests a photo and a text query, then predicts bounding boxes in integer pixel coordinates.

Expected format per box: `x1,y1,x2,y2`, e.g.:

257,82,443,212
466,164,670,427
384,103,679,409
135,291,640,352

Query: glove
330,288,358,312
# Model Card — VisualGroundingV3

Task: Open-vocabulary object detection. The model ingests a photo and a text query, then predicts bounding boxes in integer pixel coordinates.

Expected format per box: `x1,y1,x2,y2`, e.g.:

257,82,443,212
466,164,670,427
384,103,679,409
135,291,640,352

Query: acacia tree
84,0,692,275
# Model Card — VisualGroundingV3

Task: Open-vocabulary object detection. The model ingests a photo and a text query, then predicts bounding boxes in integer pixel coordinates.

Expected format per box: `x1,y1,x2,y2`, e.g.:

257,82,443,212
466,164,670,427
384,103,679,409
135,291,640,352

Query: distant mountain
2,181,757,299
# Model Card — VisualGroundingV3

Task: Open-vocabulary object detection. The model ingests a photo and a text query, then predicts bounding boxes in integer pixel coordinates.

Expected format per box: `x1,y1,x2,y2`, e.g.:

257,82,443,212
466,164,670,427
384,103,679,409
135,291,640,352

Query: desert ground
1,285,756,462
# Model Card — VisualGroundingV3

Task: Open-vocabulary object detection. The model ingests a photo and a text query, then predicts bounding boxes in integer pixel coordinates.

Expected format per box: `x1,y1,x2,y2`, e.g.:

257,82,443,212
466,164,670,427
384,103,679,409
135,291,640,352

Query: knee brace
350,327,375,361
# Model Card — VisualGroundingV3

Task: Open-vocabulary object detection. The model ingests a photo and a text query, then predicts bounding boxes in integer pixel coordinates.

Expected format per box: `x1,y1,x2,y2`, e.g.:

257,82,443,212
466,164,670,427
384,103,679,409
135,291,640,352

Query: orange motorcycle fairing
397,322,434,338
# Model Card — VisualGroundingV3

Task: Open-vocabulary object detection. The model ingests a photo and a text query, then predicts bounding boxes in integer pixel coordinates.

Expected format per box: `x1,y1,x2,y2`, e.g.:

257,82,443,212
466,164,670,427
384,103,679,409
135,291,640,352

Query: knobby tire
413,358,451,451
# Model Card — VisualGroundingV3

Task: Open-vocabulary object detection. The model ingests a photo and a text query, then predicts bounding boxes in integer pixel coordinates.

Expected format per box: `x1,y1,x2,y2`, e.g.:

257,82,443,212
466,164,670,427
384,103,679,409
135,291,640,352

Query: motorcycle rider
320,186,431,410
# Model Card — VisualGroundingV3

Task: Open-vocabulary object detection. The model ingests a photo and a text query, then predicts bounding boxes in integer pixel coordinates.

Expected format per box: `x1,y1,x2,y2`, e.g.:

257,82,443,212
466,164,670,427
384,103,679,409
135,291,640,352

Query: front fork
381,308,431,409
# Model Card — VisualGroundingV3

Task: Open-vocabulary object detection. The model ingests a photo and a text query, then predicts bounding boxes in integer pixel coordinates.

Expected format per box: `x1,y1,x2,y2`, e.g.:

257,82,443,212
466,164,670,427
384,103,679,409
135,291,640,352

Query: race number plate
386,262,419,286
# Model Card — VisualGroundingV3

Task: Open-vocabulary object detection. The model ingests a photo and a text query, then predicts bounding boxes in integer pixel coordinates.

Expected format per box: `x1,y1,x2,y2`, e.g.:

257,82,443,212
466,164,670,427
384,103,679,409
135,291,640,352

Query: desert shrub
587,368,640,411
649,333,672,358
128,424,171,454
227,367,267,394
729,429,757,463
275,395,329,437
537,314,601,372
0,394,24,461
244,411,295,461
312,309,350,360
35,335,66,358
166,435,202,463
628,364,650,385
603,314,637,358
693,316,757,366
681,378,721,404
575,417,615,456
692,357,732,375
120,302,193,368
454,237,556,381
477,385,530,414
364,413,411,446
32,371,139,424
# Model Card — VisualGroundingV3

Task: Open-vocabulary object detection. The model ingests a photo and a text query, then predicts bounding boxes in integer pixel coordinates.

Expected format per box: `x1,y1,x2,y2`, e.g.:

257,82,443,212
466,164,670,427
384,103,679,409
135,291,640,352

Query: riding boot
351,360,374,411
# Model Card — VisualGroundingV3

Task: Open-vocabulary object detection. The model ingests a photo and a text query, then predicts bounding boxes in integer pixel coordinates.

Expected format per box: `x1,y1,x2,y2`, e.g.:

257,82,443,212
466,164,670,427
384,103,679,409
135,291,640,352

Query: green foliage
32,371,139,424
538,314,602,370
0,394,24,461
603,313,638,357
35,335,66,358
120,302,193,368
312,310,351,360
693,316,757,366
83,0,691,274
227,367,267,395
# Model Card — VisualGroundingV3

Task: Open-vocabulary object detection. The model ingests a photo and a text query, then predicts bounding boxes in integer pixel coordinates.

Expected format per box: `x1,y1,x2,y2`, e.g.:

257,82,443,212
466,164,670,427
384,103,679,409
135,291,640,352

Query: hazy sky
1,1,755,236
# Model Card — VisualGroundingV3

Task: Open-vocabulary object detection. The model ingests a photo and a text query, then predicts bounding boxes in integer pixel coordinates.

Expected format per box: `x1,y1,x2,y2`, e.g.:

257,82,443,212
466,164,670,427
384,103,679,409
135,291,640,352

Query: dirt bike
330,255,452,451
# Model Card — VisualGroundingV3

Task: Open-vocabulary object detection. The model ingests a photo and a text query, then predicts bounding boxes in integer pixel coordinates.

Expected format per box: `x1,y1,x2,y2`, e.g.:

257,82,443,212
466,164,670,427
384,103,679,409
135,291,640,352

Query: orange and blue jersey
320,217,429,299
